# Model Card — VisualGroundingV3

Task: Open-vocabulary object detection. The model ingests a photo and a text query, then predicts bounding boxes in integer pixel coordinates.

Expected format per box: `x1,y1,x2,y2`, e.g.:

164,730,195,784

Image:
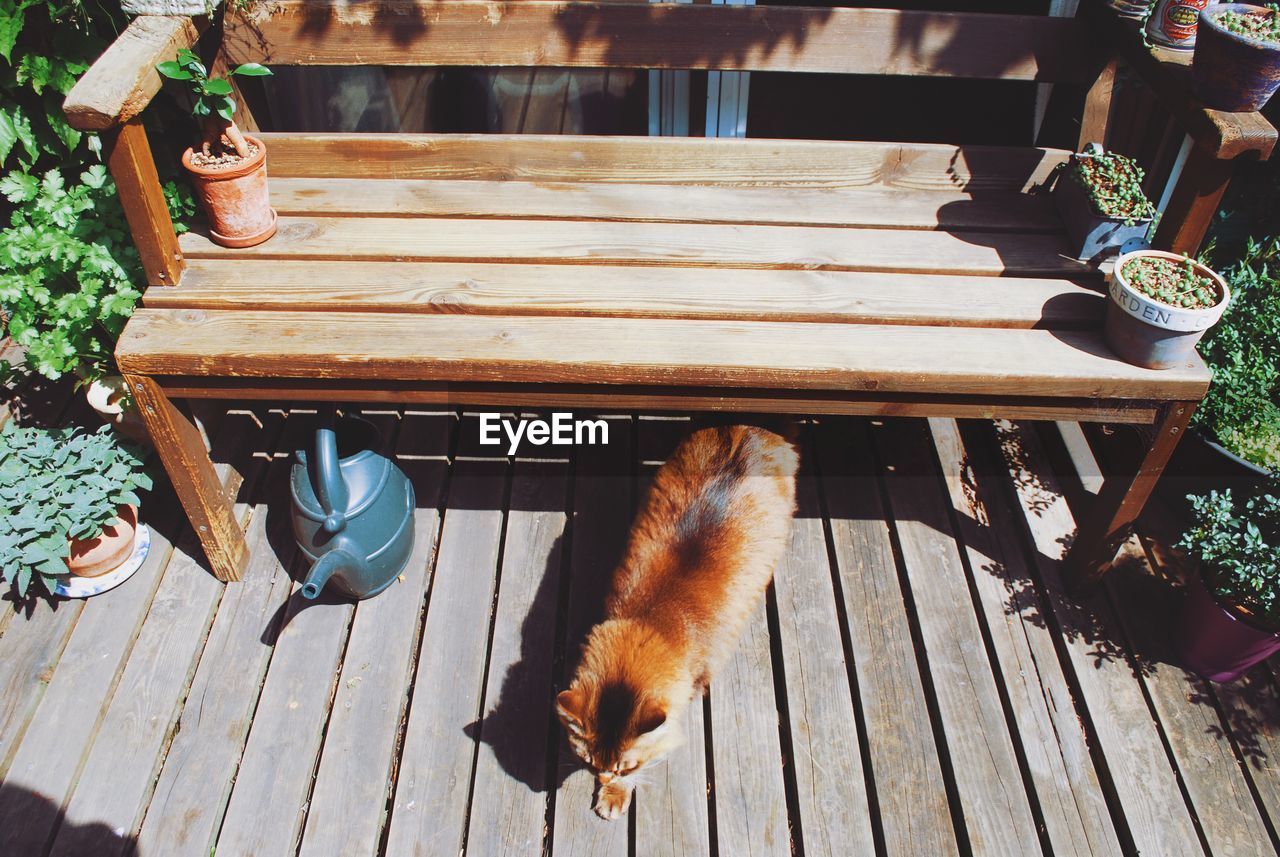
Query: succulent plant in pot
1193,3,1280,111
1104,250,1230,369
1053,148,1157,261
1174,485,1280,681
157,50,275,248
0,423,153,598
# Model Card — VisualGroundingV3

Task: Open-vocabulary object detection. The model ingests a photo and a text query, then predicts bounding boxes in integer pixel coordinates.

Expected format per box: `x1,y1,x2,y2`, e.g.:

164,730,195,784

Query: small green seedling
156,48,272,159
1218,3,1280,45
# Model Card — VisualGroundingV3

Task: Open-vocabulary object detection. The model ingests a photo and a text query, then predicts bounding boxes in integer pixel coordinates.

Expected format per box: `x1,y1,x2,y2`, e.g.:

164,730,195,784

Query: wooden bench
64,1,1275,590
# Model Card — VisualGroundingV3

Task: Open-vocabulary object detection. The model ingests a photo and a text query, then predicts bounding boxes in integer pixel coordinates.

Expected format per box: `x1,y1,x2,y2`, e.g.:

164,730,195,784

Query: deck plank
48,411,279,857
213,416,401,857
164,260,1104,331
134,415,306,857
466,449,571,857
0,492,180,856
383,419,510,857
993,420,1205,856
710,597,790,857
181,216,1087,277
551,416,632,857
873,418,1044,854
815,417,960,857
771,429,876,857
634,416,711,857
267,178,1063,232
1212,666,1280,841
929,418,1123,857
298,411,453,857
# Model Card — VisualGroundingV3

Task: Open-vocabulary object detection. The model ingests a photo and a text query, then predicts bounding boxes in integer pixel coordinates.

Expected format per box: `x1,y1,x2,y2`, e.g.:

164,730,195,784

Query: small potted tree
1193,4,1280,112
1175,486,1280,681
0,423,153,598
157,50,275,248
1104,250,1230,368
1053,148,1156,261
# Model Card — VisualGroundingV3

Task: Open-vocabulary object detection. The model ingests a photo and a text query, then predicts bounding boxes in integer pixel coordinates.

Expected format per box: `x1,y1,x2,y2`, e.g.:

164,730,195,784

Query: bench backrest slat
223,1,1095,83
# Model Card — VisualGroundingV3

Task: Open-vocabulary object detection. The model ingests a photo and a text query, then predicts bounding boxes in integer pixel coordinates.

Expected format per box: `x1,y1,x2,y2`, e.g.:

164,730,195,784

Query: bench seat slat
259,134,1071,193
117,309,1210,401
268,178,1062,232
179,217,1087,277
160,261,1102,330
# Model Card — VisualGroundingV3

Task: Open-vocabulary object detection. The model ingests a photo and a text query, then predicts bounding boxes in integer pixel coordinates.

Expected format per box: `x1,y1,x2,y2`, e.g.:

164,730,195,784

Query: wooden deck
0,403,1278,857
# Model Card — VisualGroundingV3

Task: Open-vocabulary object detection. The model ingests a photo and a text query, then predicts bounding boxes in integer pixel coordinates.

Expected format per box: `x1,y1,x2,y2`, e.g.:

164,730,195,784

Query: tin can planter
1177,571,1280,682
1192,4,1280,111
1146,0,1217,50
1104,251,1229,369
182,133,277,249
1053,163,1154,261
1110,1,1156,18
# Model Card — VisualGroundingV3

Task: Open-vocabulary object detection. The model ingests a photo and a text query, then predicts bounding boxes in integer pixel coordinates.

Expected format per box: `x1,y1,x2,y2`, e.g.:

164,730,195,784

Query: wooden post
125,374,249,582
105,118,185,286
1078,55,1117,150
1061,400,1196,593
1151,144,1235,256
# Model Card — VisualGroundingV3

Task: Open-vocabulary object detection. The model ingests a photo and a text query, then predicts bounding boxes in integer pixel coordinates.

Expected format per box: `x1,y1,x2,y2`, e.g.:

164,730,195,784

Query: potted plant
1193,3,1280,111
1175,485,1280,681
1104,250,1230,369
157,50,275,248
0,423,153,598
1053,148,1157,260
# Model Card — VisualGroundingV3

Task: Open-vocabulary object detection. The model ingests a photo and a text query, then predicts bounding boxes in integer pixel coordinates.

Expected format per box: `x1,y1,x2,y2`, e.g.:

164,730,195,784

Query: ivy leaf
0,105,36,167
0,0,31,64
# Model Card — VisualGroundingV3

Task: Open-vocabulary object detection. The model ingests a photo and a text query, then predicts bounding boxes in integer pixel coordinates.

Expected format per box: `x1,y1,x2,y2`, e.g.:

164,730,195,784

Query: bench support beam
125,374,249,582
1061,400,1196,593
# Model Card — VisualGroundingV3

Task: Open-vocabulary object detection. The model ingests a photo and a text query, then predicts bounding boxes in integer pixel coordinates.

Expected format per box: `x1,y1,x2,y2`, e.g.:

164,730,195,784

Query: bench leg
124,374,249,582
1061,401,1196,594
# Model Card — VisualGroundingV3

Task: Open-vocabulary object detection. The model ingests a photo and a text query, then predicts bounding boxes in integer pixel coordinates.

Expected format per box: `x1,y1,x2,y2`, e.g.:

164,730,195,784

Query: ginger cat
556,424,798,820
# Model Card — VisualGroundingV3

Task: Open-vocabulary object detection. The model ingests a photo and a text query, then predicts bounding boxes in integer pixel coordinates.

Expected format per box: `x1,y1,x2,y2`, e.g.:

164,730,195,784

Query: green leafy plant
1178,485,1280,630
1216,3,1280,45
0,422,152,598
157,48,270,159
1120,254,1223,310
1070,151,1157,225
1194,236,1280,471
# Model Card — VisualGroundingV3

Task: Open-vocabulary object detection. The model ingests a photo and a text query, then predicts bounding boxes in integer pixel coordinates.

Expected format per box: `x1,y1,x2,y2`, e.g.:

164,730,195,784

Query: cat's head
556,679,679,778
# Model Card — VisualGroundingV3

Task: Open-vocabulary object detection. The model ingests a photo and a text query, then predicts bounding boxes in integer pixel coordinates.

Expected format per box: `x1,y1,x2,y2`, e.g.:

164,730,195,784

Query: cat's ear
634,701,667,736
557,686,587,729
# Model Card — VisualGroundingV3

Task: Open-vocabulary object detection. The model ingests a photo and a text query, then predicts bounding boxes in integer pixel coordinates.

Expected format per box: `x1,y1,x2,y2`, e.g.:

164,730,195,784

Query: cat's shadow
463,528,584,794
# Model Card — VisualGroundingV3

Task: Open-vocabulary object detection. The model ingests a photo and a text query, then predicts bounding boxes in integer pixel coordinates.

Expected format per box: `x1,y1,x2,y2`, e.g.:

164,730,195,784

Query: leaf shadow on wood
0,783,139,857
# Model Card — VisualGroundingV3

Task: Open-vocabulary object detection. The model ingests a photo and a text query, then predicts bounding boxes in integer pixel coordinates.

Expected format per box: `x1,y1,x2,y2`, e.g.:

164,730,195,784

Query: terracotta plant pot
1193,4,1280,112
66,505,139,579
85,375,150,445
1103,250,1229,369
1176,571,1280,682
182,133,277,249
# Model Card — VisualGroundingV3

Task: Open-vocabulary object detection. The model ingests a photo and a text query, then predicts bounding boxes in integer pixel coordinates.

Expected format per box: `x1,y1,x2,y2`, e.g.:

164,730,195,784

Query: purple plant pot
1176,572,1280,682
1193,4,1280,112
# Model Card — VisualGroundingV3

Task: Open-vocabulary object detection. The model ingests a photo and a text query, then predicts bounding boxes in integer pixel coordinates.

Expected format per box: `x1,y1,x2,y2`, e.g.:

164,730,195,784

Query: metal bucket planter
1146,0,1217,50
1103,251,1230,369
1193,4,1280,111
1053,165,1153,261
1176,571,1280,681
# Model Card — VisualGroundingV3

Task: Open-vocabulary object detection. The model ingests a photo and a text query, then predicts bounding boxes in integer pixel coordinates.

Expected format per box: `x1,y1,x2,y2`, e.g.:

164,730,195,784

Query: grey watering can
290,412,415,600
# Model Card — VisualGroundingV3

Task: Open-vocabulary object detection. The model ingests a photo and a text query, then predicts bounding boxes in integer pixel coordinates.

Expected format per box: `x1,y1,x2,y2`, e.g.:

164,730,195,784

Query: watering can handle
314,419,349,535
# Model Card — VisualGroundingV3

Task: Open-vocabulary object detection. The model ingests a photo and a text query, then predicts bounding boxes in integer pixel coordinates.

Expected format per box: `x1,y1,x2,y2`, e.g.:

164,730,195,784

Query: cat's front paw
594,780,632,821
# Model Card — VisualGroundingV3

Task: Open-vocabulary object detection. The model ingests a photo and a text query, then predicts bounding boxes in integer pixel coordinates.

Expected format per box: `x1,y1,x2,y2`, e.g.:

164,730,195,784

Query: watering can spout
301,546,367,600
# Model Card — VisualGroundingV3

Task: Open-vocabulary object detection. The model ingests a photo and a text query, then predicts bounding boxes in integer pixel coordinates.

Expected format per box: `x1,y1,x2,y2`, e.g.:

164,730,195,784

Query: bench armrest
1083,1,1276,161
63,16,200,132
